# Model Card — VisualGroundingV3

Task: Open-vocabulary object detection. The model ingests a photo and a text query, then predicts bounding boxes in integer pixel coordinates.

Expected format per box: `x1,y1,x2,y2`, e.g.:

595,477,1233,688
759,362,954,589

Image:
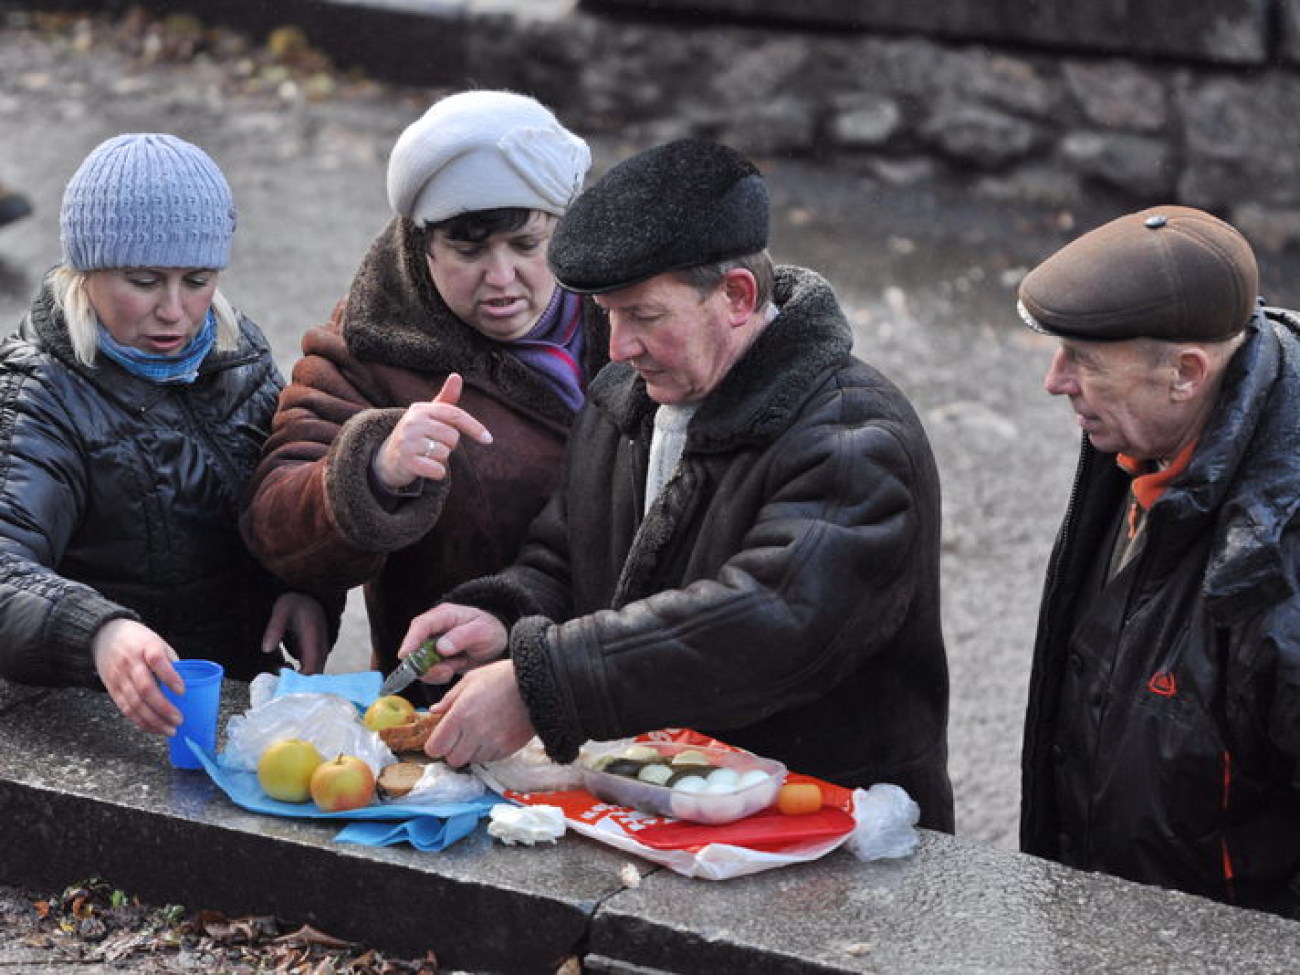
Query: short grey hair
675,250,775,308
49,265,241,368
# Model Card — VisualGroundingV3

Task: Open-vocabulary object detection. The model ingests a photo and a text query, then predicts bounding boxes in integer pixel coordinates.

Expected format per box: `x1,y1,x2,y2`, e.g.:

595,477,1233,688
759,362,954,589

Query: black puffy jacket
1022,307,1300,916
0,277,291,685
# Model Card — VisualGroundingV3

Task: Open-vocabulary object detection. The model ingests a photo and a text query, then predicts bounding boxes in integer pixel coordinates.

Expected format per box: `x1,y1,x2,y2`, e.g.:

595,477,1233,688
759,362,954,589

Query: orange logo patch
1148,671,1177,697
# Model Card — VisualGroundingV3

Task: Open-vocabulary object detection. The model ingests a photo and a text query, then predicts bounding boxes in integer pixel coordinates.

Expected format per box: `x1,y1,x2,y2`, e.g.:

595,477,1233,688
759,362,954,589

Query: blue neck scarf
97,311,217,385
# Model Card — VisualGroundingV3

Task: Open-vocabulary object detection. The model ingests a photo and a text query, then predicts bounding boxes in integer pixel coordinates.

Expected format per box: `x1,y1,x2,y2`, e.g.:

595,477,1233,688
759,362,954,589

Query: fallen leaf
272,922,356,950
193,911,279,943
90,930,150,962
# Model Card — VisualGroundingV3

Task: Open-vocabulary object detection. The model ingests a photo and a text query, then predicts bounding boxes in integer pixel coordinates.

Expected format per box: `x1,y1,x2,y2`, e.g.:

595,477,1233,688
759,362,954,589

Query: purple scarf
501,286,586,411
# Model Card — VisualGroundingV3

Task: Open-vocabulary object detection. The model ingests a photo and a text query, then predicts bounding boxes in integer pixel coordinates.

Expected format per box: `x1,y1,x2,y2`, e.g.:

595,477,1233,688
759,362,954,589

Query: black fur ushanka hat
549,139,769,294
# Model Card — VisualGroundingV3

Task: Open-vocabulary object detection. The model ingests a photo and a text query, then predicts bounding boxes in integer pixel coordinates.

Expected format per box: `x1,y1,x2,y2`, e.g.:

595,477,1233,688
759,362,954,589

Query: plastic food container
581,742,785,825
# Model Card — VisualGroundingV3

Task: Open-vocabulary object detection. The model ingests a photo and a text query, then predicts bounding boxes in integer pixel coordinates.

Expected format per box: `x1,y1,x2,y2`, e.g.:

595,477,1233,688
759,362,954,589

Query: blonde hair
49,265,241,368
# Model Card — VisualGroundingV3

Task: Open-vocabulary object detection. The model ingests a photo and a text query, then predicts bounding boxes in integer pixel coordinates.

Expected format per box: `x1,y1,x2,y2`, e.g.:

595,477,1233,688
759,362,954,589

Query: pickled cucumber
636,763,674,786
600,758,647,778
669,749,712,766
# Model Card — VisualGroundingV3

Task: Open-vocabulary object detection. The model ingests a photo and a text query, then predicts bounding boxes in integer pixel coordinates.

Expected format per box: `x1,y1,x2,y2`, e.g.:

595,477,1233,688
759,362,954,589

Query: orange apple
309,754,376,812
257,738,324,803
363,694,417,732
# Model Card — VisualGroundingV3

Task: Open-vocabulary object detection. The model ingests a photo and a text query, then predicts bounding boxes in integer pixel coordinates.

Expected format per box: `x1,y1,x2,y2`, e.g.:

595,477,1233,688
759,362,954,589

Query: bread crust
377,761,427,799
378,710,442,754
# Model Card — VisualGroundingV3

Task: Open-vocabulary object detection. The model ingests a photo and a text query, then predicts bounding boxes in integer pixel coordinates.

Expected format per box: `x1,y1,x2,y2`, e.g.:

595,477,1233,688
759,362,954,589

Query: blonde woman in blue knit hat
240,90,606,693
0,133,334,736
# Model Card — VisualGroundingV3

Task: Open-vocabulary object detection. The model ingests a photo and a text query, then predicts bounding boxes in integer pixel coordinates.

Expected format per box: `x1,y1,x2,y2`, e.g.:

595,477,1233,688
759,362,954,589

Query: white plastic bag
477,736,628,794
221,692,394,774
247,671,280,712
392,763,487,805
846,782,921,861
487,803,566,845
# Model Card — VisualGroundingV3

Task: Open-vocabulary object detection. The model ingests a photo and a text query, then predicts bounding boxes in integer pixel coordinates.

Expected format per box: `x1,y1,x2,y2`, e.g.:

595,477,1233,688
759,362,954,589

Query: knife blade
379,638,443,697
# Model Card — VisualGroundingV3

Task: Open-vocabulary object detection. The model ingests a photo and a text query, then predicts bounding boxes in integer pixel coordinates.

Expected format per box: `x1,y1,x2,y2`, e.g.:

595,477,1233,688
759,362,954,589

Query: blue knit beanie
60,133,236,271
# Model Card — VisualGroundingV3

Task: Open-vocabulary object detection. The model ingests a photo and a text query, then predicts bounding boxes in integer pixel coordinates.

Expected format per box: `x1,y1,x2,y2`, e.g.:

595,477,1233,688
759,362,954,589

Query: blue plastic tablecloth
188,741,497,851
272,668,382,709
187,669,501,851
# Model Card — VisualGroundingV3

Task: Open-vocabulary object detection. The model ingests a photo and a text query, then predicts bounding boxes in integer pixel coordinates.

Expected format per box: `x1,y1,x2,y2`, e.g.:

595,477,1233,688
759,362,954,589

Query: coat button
1144,214,1168,229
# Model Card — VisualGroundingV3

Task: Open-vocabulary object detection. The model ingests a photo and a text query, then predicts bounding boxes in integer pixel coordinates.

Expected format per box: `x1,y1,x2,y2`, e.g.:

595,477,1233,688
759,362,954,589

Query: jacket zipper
1220,748,1236,903
1042,436,1094,614
173,387,243,491
1027,435,1092,850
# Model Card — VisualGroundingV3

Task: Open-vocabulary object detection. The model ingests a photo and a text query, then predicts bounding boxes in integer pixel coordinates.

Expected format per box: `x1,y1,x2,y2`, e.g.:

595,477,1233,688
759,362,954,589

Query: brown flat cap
1018,205,1257,342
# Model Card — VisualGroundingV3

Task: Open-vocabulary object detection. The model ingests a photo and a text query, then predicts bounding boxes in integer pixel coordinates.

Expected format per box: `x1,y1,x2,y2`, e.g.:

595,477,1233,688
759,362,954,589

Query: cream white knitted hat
386,90,590,226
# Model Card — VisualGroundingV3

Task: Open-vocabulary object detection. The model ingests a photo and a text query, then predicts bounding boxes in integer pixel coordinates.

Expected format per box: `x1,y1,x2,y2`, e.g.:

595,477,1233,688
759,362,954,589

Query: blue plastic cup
160,659,224,769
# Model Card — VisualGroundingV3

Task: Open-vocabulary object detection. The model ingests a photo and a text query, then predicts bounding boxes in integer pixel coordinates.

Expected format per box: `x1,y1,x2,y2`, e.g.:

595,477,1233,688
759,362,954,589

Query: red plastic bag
484,730,863,879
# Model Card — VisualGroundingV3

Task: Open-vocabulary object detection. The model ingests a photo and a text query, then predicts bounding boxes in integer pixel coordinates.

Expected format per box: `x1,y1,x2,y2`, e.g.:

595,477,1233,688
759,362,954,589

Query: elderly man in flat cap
397,139,955,830
1018,205,1300,915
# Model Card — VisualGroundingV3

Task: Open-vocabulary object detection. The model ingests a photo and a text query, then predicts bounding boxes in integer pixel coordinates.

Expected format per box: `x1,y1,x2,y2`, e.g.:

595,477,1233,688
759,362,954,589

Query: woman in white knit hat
241,90,605,692
0,133,334,737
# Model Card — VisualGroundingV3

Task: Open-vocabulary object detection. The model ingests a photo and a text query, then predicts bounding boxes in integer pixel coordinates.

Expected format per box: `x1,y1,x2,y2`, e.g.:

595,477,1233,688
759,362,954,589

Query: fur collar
589,265,853,448
340,216,602,427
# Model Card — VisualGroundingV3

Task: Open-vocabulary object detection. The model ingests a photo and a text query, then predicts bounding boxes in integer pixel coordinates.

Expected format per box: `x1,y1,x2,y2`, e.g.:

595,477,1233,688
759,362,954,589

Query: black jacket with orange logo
1021,307,1300,916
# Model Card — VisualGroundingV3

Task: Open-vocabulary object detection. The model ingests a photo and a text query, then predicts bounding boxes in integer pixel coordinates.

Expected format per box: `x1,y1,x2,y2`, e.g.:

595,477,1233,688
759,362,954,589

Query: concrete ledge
4,678,1300,973
0,680,623,972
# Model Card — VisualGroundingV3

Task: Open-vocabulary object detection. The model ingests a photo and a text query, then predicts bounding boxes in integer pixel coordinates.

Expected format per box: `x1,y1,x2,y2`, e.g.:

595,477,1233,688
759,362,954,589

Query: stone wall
491,4,1300,250
588,0,1276,66
111,0,1300,250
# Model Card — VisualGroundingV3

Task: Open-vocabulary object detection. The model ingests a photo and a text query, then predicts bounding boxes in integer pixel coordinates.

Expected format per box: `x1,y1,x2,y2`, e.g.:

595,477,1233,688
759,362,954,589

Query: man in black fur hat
397,140,954,831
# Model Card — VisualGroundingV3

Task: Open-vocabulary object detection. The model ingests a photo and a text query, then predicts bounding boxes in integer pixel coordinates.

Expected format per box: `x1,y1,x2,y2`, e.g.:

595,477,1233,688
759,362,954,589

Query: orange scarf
1116,442,1197,538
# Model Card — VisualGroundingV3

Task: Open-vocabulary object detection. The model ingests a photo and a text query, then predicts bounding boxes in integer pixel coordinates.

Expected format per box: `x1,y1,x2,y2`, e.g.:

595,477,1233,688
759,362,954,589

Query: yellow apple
257,738,324,803
363,694,417,732
310,754,376,812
